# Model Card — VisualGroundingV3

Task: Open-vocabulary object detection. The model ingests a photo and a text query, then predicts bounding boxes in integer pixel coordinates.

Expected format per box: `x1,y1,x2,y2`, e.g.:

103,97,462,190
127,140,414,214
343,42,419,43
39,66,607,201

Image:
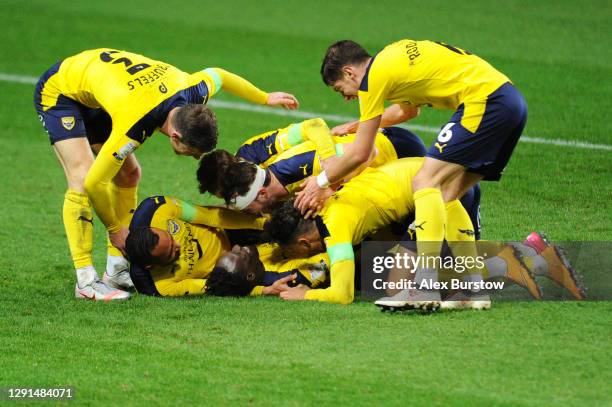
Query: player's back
321,157,423,244
43,48,190,117
372,40,510,109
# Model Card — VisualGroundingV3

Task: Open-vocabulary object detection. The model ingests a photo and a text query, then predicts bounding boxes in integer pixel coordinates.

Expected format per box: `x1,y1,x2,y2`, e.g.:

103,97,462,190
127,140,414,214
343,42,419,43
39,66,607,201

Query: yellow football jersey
39,49,269,234
359,40,510,122
130,196,330,296
236,119,402,194
304,157,424,304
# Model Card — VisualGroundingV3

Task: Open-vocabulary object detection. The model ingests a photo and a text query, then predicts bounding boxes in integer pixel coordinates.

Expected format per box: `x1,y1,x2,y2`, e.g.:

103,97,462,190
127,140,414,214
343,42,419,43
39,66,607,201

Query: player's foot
375,288,441,312
103,269,134,291
498,245,542,299
523,232,585,300
440,291,491,310
104,256,134,291
75,278,131,301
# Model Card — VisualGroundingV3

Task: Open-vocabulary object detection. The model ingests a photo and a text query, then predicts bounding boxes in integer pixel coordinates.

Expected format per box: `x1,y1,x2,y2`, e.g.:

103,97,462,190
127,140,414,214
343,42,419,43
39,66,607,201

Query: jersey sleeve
174,199,266,230
358,61,392,122
155,278,207,297
303,213,356,304
84,131,141,232
275,118,336,160
200,67,268,104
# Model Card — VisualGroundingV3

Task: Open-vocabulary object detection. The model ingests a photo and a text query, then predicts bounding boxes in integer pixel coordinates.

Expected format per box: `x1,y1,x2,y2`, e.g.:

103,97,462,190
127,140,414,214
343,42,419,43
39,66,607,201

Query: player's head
205,245,265,296
197,149,275,214
125,227,181,269
321,40,371,101
170,104,218,158
265,200,324,258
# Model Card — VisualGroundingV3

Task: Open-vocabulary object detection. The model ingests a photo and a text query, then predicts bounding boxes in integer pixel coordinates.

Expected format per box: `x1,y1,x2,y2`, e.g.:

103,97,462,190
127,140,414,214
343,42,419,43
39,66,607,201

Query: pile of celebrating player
34,40,584,309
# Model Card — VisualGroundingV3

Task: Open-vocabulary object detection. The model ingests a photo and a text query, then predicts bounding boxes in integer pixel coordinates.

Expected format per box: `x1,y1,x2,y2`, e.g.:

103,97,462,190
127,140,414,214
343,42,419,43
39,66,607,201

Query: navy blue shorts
426,82,527,181
34,63,112,145
380,127,426,158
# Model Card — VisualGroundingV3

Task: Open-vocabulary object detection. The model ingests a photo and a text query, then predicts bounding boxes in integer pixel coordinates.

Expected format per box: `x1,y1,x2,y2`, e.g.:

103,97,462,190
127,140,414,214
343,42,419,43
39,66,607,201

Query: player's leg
109,153,140,289
53,139,130,301
408,157,464,308
90,142,140,291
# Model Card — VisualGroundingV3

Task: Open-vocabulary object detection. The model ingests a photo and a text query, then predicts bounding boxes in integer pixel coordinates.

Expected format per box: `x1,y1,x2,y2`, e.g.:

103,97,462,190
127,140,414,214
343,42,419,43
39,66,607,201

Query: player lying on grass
268,196,582,307
34,48,298,301
198,118,480,231
297,39,527,306
124,195,329,297
263,157,525,307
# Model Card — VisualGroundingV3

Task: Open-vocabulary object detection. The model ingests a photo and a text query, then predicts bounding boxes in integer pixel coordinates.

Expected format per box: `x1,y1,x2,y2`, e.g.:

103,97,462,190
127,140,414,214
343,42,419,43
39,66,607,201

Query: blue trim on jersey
235,131,279,164
267,150,316,186
359,54,377,92
125,81,209,143
130,195,167,231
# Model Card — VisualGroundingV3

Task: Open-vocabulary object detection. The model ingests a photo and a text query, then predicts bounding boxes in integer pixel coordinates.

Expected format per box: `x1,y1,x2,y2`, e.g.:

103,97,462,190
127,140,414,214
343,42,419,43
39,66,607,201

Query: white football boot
375,288,441,312
103,256,134,291
75,277,131,301
440,291,491,310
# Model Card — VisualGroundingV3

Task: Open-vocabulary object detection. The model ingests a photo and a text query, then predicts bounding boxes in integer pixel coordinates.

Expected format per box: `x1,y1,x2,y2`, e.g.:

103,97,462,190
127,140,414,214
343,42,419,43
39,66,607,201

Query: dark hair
125,227,159,267
205,266,253,297
321,40,371,86
173,104,218,153
197,149,262,205
265,200,312,245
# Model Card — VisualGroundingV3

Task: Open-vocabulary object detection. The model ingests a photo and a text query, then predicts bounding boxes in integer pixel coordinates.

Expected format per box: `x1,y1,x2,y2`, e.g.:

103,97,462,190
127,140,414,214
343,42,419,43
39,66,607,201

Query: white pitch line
4,72,611,152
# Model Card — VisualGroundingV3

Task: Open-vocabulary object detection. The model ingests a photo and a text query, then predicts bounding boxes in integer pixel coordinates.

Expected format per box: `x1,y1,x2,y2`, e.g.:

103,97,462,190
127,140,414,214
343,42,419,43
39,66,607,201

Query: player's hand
280,284,310,301
267,92,299,110
331,120,358,136
262,274,296,296
109,227,129,255
294,177,327,218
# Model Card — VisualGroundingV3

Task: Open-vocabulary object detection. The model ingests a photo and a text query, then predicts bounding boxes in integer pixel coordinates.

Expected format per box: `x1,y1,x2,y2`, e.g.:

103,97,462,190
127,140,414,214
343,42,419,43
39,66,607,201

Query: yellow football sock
414,188,446,259
107,184,138,257
445,199,483,276
63,190,94,269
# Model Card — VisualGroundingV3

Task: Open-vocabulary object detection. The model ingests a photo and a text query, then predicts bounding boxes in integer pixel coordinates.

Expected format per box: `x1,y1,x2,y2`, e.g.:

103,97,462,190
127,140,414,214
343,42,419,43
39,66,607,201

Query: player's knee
412,169,438,191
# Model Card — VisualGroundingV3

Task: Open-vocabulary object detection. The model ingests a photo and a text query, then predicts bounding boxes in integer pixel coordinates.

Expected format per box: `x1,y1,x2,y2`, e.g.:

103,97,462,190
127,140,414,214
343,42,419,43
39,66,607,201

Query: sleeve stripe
287,123,304,147
203,68,223,95
327,243,354,265
335,144,344,157
181,201,197,222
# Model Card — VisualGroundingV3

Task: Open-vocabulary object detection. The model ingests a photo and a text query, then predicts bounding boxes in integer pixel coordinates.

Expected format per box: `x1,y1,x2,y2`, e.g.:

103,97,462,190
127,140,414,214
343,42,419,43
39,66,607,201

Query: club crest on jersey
167,219,180,235
112,141,138,161
61,116,75,130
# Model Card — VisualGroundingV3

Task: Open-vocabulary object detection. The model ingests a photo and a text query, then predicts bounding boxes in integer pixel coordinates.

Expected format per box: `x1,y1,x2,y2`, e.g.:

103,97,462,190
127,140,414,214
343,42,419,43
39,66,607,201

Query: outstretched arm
202,67,299,109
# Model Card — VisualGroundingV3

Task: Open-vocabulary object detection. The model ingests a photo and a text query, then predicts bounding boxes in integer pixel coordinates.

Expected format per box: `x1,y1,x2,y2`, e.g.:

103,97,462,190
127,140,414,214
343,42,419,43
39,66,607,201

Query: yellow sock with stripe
63,190,94,272
414,188,446,258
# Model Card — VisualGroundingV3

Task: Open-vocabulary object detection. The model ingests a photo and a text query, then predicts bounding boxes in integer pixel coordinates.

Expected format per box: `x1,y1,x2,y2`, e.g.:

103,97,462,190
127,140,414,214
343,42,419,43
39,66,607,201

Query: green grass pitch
0,0,610,405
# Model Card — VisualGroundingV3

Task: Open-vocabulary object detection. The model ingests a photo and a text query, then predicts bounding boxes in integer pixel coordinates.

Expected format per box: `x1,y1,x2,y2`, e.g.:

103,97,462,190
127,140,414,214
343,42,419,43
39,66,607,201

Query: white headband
230,166,267,210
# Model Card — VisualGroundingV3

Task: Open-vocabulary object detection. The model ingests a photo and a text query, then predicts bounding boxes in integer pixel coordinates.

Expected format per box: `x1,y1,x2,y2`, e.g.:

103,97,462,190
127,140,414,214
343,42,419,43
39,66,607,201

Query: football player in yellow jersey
34,48,298,300
124,196,329,297
296,39,527,305
197,118,431,214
